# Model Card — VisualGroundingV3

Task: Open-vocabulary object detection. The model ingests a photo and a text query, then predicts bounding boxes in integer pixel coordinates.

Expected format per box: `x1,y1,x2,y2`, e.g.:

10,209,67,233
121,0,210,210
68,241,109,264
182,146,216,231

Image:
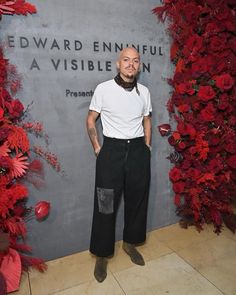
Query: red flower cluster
0,0,36,17
0,45,49,292
0,5,63,288
154,0,236,233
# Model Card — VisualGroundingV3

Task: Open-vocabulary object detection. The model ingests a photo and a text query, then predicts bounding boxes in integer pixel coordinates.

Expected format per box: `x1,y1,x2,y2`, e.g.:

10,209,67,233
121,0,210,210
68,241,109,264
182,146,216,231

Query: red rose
228,116,236,126
173,181,185,193
215,74,234,91
177,122,196,139
226,155,236,169
176,81,195,95
192,101,201,111
217,93,229,111
208,136,220,146
204,23,221,37
209,36,227,52
175,142,187,152
214,4,229,21
184,168,201,180
5,99,24,118
200,103,216,122
208,158,223,174
198,86,216,101
229,37,236,54
172,131,181,141
180,159,192,170
169,167,182,182
168,135,176,146
210,59,227,75
224,142,236,154
186,34,203,53
178,104,190,113
183,3,201,23
191,59,208,78
223,19,236,32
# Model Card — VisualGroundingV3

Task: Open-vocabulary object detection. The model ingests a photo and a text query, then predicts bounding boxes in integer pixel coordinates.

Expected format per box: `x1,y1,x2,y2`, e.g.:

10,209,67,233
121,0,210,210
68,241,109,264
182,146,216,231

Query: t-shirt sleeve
89,85,102,113
143,89,152,116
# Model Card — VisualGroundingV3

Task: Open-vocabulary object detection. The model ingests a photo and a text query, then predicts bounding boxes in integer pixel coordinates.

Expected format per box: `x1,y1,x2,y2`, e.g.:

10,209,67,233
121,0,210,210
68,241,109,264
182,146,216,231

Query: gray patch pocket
97,187,114,214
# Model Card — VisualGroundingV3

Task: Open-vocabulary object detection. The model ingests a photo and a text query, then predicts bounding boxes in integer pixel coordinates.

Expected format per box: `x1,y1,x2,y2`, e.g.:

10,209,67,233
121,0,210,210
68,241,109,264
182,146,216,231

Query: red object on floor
0,248,21,293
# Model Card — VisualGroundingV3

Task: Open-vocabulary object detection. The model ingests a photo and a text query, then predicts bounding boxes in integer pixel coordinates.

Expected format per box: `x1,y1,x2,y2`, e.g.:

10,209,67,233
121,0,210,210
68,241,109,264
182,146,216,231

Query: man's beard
124,73,135,79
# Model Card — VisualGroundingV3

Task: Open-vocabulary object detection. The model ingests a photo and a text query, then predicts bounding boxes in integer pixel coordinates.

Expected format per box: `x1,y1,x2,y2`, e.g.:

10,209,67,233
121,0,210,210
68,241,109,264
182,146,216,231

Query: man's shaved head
116,47,140,82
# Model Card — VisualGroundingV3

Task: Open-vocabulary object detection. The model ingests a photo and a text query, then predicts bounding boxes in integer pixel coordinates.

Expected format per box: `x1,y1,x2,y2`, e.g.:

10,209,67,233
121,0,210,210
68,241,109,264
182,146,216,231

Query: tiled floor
13,223,236,295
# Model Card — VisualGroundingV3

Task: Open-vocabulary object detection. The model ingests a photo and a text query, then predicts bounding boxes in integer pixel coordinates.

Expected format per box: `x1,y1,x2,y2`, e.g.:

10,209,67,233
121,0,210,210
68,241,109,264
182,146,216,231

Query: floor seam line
174,251,226,295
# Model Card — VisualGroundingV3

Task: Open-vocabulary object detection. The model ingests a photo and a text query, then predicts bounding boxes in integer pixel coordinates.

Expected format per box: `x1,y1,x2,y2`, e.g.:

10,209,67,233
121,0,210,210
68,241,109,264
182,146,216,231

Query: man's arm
86,110,101,156
143,115,152,147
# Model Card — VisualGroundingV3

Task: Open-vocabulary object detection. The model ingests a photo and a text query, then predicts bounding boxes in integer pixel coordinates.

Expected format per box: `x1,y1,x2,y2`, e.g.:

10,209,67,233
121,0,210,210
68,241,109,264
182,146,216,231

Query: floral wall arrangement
154,0,236,233
0,1,60,294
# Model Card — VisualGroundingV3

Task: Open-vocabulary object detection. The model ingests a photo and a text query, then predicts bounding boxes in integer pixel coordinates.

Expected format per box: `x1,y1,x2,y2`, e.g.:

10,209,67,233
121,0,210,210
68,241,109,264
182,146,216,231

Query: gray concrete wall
0,0,177,261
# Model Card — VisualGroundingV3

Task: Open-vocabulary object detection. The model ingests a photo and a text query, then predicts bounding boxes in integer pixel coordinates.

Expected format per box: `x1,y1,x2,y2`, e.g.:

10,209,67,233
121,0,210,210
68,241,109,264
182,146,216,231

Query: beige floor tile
108,232,173,273
113,253,223,295
153,223,217,251
177,235,236,295
29,250,95,295
12,272,31,295
52,275,125,295
221,226,236,241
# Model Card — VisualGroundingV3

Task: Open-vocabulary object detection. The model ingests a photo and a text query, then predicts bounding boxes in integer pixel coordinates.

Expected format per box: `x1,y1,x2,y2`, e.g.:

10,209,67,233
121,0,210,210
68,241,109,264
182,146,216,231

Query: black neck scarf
114,73,140,95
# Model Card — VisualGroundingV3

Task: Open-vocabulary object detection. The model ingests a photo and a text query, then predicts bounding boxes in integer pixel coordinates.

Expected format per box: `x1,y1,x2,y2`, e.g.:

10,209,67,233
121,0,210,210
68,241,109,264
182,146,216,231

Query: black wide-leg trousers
90,136,151,257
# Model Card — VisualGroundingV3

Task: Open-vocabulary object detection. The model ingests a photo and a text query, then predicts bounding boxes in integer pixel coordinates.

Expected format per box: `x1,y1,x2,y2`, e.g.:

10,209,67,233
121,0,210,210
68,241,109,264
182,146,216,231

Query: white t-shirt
89,79,152,139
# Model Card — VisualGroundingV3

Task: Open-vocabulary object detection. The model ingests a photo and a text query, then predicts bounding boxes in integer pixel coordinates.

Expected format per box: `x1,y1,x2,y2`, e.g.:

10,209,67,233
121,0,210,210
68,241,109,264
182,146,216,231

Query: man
86,47,152,282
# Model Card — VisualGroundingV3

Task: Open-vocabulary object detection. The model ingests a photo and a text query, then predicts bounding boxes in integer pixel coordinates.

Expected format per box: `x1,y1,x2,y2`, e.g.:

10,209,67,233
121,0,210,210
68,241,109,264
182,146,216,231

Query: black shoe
94,257,107,283
122,242,145,266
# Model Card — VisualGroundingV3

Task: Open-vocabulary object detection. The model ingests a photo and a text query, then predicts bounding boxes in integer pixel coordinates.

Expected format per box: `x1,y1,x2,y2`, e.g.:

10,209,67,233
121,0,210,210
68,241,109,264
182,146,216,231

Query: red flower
209,36,228,52
158,124,171,136
218,93,229,110
224,142,236,154
208,158,223,174
5,99,24,119
208,136,220,146
198,86,216,102
184,168,201,180
215,74,234,91
200,103,216,122
174,194,181,206
183,3,201,23
168,135,176,146
185,34,204,53
173,181,185,194
226,155,236,169
191,59,208,78
169,167,182,182
176,142,186,150
176,81,195,95
0,107,4,118
34,201,50,220
214,4,230,21
204,23,222,37
177,122,196,139
229,37,236,54
178,104,190,113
